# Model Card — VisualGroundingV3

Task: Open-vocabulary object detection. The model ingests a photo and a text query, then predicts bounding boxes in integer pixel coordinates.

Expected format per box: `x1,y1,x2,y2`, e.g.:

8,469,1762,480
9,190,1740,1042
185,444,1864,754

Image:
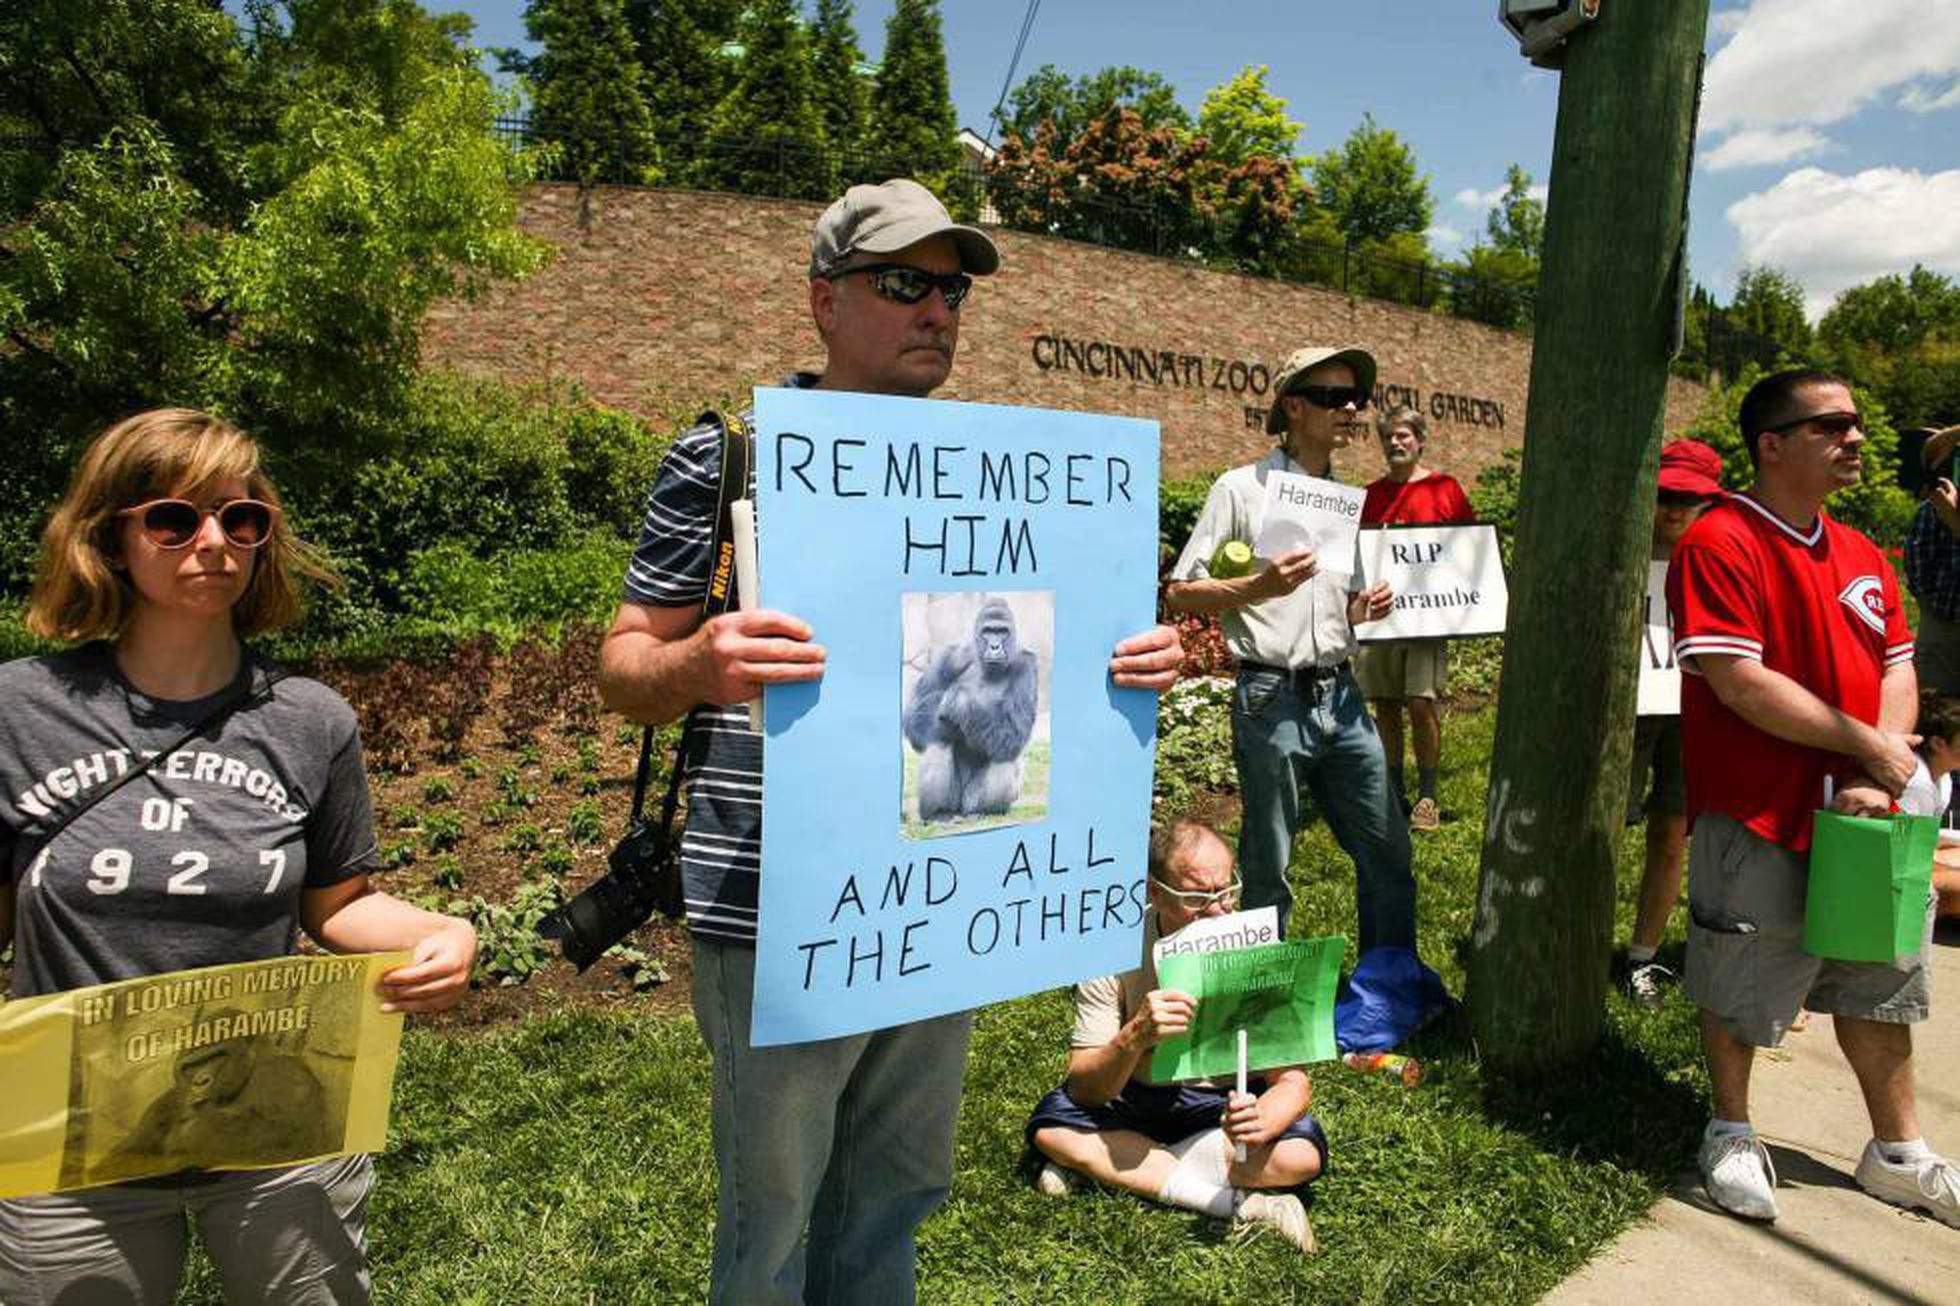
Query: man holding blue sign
1668,369,1957,1229
597,178,1182,1305
1165,346,1415,948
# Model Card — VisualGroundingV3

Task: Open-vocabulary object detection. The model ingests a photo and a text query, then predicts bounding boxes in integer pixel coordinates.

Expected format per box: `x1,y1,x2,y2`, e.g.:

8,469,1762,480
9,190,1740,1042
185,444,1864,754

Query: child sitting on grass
1903,690,1960,921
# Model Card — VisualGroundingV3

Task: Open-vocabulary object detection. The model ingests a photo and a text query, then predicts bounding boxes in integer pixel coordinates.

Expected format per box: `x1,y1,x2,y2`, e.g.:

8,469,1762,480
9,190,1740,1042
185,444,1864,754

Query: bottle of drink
1342,1051,1421,1087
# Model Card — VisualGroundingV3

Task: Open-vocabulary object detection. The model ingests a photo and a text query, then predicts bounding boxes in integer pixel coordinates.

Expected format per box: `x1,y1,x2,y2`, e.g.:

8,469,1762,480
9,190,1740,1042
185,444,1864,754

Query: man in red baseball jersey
1355,406,1476,830
1668,368,1956,1228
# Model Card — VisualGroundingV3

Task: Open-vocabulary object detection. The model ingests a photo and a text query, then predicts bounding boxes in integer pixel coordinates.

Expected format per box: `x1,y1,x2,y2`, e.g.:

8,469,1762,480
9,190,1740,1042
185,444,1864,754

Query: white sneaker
1625,960,1678,1010
1854,1141,1960,1228
1699,1128,1779,1221
1034,1161,1076,1197
1233,1191,1316,1253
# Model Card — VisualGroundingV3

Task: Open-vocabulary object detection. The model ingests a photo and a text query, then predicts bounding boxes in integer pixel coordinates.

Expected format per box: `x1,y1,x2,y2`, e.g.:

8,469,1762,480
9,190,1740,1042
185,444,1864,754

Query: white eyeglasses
1150,876,1243,909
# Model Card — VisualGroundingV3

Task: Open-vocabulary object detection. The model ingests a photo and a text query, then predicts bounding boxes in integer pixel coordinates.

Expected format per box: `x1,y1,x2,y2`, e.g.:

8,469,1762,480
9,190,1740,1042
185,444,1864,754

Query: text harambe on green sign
1149,936,1345,1082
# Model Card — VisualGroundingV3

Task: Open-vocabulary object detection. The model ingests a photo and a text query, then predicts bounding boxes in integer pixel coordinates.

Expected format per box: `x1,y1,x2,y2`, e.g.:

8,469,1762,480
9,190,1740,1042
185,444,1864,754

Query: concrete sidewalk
1546,929,1960,1306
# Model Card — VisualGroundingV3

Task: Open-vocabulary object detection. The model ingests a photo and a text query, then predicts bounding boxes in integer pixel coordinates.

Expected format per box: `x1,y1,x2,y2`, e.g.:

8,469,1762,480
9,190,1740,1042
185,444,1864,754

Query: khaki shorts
1684,813,1933,1048
1626,716,1686,823
1354,640,1447,700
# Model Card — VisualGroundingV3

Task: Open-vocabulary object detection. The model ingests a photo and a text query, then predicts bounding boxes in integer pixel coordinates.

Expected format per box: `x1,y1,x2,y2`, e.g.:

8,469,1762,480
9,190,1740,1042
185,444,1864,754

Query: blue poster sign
750,387,1161,1045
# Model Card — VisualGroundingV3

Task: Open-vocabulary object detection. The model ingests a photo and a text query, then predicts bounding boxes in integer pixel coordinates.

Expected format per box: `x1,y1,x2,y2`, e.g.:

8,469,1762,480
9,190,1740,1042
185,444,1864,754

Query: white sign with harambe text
1356,524,1509,642
1636,560,1679,716
1152,908,1281,964
1254,473,1366,585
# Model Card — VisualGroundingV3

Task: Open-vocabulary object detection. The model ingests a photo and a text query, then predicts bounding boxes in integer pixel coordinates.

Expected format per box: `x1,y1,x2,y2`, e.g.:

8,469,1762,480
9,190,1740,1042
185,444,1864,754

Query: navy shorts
1026,1079,1329,1178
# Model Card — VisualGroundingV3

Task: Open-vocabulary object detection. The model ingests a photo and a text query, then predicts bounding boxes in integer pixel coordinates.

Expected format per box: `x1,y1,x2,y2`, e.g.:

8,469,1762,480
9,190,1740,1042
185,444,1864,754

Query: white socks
1627,943,1657,965
1879,1137,1932,1165
1707,1118,1754,1140
1156,1128,1239,1218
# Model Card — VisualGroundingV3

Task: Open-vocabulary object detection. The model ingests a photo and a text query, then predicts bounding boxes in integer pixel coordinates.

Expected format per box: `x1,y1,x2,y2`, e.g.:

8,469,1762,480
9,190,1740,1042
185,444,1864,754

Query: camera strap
21,657,290,851
629,409,755,843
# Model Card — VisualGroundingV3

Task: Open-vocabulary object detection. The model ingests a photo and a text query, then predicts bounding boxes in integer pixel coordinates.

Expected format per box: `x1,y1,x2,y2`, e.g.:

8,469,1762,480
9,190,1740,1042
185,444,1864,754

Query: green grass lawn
177,705,1710,1304
902,739,1052,840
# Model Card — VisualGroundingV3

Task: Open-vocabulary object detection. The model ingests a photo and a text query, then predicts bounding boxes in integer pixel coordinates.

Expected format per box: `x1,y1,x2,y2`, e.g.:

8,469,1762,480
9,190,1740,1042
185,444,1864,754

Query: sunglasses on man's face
828,262,974,311
118,498,277,550
1291,384,1371,411
1766,411,1864,438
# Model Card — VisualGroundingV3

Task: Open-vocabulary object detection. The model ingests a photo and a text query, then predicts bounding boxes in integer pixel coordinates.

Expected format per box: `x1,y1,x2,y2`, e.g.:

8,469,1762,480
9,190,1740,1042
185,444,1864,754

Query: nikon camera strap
628,410,755,860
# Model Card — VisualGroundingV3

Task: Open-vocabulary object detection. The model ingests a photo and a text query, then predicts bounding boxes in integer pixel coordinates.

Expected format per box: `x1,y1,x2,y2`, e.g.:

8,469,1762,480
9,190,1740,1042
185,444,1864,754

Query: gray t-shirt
0,645,379,998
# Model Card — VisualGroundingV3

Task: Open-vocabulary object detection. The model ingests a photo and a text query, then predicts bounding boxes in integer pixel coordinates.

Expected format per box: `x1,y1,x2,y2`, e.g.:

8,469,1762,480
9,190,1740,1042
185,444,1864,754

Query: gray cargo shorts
1684,812,1934,1047
0,1154,373,1305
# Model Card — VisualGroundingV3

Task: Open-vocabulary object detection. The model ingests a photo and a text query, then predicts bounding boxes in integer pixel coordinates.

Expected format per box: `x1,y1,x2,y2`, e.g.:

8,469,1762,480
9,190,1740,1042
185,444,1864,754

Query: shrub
1159,474,1219,568
1153,675,1237,810
467,880,562,986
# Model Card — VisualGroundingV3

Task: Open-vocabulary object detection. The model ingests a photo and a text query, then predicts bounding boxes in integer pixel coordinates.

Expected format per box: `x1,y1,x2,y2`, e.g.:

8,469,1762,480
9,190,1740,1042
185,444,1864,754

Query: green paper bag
1804,810,1936,963
1149,936,1344,1083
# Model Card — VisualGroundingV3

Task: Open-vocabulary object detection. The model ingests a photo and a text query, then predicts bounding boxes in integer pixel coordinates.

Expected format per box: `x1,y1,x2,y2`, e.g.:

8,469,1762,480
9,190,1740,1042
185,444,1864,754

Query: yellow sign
0,952,408,1198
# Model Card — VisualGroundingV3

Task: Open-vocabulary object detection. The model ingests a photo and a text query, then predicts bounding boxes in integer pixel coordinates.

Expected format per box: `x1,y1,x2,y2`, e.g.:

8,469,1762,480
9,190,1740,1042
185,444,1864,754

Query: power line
984,0,1042,147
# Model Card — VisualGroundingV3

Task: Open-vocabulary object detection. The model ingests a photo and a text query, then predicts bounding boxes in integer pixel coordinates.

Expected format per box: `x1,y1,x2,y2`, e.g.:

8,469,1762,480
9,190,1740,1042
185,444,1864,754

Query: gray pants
0,1155,373,1305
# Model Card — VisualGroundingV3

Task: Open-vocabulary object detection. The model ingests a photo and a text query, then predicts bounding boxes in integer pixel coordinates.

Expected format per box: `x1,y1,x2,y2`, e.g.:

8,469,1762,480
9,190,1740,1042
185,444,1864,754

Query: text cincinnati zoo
1029,334,1508,431
773,433,1135,578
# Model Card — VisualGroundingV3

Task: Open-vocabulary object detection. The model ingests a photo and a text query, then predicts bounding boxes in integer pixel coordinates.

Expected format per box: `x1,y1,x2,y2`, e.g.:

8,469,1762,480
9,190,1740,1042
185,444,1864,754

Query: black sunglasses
118,498,277,549
1765,410,1864,437
1290,384,1371,411
828,262,973,310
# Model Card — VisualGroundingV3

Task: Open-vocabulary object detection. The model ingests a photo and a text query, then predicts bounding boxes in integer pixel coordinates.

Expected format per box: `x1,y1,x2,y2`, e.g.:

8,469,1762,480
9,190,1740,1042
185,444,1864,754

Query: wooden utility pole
1467,0,1711,1073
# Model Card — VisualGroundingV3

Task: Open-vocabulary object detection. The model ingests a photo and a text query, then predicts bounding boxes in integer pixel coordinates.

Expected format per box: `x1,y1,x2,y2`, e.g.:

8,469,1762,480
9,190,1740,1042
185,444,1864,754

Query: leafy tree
623,0,742,151
810,0,870,161
1816,266,1960,428
1449,245,1537,328
869,0,960,181
1310,113,1433,248
248,0,476,123
1729,264,1813,360
989,111,1215,257
522,0,659,184
1484,163,1544,260
998,64,1189,152
700,0,827,199
0,0,548,585
1819,265,1960,357
1194,65,1302,171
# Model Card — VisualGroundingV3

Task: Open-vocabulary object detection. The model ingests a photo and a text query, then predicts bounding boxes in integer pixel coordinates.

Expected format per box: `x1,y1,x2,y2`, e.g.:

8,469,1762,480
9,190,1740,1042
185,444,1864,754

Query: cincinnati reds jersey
1667,493,1913,851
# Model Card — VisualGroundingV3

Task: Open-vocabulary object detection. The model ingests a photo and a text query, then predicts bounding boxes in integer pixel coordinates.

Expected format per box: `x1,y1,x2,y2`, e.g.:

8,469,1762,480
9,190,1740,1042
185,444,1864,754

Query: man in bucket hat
598,178,1181,1304
1164,345,1417,952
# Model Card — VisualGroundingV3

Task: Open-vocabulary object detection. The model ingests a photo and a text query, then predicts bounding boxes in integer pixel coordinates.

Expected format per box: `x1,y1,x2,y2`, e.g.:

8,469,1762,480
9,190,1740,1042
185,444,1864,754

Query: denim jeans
1231,662,1417,948
690,936,973,1306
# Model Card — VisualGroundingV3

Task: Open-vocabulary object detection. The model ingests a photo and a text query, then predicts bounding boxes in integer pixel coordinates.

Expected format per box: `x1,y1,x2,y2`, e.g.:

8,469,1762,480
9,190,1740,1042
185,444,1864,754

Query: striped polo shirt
621,375,817,942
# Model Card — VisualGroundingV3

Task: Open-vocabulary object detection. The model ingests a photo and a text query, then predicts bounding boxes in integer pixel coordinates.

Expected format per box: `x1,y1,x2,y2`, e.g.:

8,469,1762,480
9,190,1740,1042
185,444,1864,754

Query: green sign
1149,936,1345,1083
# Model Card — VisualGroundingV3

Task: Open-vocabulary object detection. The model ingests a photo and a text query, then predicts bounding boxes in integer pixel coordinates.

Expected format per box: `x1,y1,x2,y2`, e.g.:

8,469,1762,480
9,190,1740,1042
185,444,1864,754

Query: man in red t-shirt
1668,369,1957,1229
1356,406,1475,831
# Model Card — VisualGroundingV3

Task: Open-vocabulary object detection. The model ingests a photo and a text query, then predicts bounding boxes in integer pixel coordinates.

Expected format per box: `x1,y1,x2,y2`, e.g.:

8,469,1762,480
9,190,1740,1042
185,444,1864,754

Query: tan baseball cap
1265,345,1378,434
809,178,1000,278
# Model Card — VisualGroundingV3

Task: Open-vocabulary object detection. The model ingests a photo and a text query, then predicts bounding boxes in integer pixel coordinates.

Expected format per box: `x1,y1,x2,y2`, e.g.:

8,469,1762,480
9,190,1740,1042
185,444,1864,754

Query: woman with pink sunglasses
0,408,476,1304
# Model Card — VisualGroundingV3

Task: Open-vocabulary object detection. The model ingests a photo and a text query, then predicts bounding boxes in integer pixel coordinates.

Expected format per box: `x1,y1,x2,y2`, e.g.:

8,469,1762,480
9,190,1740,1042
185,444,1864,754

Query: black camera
535,819,683,972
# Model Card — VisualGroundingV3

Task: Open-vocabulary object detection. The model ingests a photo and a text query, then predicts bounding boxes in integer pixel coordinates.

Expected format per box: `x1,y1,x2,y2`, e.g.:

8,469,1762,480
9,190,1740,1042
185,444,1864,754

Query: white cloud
1726,165,1960,319
1702,0,1960,132
1426,224,1465,250
1709,9,1749,37
1700,126,1836,171
1453,182,1549,210
1901,81,1960,113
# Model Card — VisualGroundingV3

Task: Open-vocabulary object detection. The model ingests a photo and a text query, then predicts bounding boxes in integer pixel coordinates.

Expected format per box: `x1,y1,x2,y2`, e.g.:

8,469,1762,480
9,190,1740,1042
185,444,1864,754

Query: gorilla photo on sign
902,591,1051,836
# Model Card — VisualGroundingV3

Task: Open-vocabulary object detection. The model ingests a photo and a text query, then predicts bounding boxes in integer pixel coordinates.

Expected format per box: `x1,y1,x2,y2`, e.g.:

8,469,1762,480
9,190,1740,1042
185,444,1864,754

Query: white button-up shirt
1171,448,1365,670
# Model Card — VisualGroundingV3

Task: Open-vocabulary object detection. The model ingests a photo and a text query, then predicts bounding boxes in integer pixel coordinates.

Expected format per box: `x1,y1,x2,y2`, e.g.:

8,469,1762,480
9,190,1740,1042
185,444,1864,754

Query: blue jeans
690,936,972,1306
1231,663,1417,948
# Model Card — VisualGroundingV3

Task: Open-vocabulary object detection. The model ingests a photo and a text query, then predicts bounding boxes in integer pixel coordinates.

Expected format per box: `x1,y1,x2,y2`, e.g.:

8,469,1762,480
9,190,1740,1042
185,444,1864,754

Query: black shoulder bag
536,411,753,971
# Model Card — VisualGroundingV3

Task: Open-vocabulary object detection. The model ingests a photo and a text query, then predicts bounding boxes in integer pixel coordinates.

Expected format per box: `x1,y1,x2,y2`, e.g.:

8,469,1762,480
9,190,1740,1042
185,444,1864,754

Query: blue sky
432,0,1960,321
